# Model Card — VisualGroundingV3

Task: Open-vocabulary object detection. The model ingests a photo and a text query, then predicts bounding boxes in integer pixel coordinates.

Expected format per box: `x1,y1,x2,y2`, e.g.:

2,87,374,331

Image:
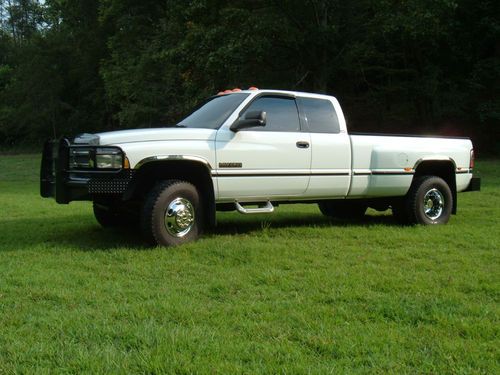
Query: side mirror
230,111,267,132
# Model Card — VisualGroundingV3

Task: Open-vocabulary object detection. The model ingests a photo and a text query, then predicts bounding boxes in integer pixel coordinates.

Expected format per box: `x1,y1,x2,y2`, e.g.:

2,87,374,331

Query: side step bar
235,201,274,214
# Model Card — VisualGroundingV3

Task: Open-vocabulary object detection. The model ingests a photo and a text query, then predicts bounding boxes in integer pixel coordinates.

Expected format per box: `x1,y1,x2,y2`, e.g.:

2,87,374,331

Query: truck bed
347,134,474,197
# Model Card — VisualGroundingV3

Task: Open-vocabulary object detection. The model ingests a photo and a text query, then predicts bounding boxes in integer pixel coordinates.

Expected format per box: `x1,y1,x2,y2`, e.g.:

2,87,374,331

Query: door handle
296,141,310,149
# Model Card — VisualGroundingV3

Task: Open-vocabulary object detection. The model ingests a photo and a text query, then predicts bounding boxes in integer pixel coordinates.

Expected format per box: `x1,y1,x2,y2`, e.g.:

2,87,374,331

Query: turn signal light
470,149,475,169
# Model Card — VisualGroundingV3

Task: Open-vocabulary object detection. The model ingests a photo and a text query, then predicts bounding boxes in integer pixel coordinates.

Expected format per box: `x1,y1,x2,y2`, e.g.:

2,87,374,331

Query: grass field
0,154,498,374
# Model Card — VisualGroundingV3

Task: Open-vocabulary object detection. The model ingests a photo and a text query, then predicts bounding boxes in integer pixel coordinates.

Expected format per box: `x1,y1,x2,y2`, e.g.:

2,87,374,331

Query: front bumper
41,138,134,203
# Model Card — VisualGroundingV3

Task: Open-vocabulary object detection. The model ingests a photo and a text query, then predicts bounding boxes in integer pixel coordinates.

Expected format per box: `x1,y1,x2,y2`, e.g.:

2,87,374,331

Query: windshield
177,93,250,129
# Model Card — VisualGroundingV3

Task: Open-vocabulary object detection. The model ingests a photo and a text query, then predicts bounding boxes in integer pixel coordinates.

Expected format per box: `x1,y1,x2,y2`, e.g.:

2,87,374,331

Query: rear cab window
298,97,340,134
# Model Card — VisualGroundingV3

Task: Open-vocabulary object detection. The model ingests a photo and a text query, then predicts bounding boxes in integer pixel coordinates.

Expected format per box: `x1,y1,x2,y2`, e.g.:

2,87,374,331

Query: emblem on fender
219,162,242,168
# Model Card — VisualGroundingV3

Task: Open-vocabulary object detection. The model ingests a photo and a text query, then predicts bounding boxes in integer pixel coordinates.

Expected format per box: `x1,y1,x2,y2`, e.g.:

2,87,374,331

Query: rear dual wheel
393,175,452,225
318,200,367,219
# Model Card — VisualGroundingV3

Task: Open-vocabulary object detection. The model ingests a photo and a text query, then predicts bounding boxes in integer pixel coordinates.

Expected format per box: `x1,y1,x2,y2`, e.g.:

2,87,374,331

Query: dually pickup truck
41,89,481,246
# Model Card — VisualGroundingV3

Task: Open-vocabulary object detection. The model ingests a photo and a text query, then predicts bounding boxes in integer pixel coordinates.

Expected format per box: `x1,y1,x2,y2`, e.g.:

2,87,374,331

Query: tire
391,198,410,225
318,201,334,217
141,180,203,246
318,200,367,219
403,175,453,225
93,203,126,227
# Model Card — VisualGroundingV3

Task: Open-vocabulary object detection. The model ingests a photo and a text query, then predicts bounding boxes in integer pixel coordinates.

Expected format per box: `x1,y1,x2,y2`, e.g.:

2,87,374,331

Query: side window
300,97,340,133
241,96,300,132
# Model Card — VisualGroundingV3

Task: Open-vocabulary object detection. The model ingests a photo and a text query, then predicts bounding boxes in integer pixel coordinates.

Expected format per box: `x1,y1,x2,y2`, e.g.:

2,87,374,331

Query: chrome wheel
423,188,444,220
164,197,195,237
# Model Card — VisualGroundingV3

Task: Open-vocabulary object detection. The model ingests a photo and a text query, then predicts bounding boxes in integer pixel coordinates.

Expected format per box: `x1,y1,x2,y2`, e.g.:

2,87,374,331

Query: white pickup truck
41,88,480,246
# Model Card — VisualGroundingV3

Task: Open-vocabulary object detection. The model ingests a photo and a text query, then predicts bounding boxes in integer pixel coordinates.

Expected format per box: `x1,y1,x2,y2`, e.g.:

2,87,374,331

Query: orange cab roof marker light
218,87,253,95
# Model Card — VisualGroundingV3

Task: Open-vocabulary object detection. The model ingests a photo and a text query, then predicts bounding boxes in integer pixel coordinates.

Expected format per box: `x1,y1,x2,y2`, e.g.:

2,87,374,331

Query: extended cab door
215,95,311,200
297,96,351,198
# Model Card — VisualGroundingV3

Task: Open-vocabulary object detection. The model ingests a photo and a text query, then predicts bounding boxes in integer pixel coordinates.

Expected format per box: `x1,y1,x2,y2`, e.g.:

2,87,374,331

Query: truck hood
74,128,217,145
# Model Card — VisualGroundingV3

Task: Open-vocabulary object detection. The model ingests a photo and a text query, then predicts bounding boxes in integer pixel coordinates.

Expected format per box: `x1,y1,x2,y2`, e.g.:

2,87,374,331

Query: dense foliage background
0,0,498,153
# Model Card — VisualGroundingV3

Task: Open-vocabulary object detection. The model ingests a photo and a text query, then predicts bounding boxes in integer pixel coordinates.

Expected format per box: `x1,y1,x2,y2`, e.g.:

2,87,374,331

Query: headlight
69,147,93,169
68,147,124,169
95,148,123,169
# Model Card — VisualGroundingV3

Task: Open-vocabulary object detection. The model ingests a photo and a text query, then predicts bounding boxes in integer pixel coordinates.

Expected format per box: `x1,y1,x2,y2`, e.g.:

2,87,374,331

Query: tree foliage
0,0,498,152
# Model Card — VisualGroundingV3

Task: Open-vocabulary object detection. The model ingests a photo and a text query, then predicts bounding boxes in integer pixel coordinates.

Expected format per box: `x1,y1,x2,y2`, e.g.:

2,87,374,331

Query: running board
235,201,274,214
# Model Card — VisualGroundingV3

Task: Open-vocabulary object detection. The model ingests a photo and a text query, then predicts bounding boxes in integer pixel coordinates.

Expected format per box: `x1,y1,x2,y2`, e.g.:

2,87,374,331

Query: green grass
0,155,498,374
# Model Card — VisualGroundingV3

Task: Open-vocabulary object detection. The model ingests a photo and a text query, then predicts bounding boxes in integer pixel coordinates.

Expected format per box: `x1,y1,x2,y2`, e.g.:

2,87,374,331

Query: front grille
87,170,134,194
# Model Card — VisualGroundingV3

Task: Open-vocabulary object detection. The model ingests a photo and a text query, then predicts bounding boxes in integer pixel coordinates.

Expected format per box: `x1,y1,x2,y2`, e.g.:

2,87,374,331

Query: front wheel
141,180,203,246
403,175,453,225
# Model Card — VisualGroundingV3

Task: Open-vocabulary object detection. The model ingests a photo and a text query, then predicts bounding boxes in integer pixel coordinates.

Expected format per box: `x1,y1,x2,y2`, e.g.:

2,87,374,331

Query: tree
0,0,497,152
